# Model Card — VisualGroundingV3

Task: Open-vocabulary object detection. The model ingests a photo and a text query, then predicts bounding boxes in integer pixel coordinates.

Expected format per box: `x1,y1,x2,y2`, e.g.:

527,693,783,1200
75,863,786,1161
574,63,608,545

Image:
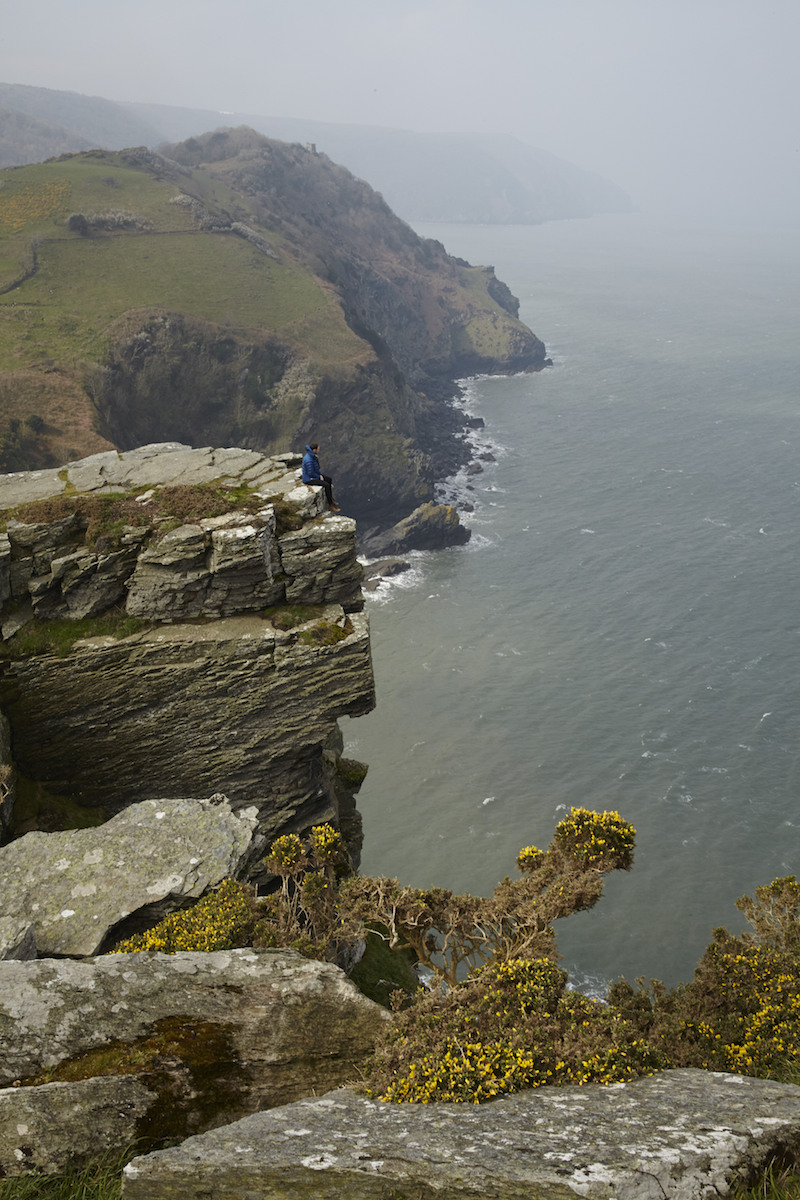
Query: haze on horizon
2,0,799,227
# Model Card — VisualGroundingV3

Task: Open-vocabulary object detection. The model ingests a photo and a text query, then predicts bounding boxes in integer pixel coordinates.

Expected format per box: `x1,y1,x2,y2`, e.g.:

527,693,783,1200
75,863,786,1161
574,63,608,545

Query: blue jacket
302,446,321,483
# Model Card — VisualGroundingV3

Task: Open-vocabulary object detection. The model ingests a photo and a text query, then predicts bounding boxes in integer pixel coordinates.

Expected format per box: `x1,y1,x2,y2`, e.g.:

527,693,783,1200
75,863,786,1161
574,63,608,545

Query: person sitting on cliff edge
301,442,340,512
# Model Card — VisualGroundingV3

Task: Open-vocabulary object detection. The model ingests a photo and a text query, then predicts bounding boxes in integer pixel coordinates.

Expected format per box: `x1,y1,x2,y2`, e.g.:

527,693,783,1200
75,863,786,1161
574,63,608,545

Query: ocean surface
342,212,800,993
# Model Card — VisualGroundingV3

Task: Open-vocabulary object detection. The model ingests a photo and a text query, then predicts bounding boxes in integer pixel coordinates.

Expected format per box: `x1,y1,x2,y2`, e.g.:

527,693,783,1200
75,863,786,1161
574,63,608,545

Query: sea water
342,212,800,992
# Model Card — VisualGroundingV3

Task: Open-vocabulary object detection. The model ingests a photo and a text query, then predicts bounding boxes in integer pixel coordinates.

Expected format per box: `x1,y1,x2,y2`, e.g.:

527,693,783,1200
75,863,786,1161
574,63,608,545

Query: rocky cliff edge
0,443,375,858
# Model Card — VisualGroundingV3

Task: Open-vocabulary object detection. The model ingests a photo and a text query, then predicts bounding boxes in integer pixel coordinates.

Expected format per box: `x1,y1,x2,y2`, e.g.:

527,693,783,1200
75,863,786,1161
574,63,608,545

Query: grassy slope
0,150,374,472
0,154,361,371
0,138,542,521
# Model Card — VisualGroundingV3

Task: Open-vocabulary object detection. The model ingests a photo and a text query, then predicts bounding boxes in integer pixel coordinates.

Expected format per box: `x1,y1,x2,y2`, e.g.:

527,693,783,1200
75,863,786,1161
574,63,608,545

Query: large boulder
121,1070,800,1200
0,795,264,958
362,501,470,556
0,950,388,1143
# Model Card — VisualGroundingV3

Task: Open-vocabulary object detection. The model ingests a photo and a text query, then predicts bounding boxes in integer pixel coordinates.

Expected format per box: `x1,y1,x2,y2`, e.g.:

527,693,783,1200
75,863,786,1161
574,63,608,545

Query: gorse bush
342,806,637,985
109,824,355,963
111,878,256,954
106,814,800,1108
737,876,800,956
256,823,354,960
369,957,665,1103
551,805,635,869
608,876,800,1088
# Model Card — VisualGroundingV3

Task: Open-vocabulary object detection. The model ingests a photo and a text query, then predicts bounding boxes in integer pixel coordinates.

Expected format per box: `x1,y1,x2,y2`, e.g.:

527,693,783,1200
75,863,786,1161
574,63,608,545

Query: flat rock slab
122,1069,800,1200
0,1076,156,1178
0,795,262,957
0,444,303,509
0,949,388,1123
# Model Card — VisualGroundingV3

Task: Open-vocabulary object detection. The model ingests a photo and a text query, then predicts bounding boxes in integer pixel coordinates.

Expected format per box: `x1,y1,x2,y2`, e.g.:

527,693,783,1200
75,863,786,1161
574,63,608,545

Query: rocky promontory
3,446,800,1197
0,443,374,856
0,130,546,532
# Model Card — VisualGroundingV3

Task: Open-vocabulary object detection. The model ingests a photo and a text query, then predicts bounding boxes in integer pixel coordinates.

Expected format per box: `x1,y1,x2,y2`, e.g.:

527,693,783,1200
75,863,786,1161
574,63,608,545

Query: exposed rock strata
0,608,373,833
0,444,363,623
0,950,388,1146
121,1070,800,1200
0,445,375,849
0,795,263,958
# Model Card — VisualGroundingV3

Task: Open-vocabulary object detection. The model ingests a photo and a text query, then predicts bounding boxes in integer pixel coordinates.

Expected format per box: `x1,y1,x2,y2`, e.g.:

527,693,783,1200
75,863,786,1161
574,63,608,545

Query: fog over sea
342,213,800,994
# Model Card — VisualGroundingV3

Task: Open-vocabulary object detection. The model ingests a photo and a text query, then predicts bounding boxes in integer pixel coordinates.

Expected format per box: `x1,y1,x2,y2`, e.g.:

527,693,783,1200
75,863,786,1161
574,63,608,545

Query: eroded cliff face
0,444,375,860
0,135,547,532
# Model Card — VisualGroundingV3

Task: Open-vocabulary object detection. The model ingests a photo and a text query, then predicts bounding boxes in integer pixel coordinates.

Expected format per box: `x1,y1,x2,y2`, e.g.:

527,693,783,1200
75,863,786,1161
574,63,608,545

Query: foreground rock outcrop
0,1076,156,1179
0,444,374,852
121,1070,800,1200
0,795,262,958
0,949,388,1171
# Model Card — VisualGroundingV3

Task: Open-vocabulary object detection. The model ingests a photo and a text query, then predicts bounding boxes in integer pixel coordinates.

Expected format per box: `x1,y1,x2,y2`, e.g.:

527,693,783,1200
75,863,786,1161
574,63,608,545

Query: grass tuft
0,1147,132,1200
0,611,150,659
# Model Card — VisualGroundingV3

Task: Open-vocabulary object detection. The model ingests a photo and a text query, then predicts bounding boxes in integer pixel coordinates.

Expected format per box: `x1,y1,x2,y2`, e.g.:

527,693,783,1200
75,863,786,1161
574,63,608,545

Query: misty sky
2,0,799,223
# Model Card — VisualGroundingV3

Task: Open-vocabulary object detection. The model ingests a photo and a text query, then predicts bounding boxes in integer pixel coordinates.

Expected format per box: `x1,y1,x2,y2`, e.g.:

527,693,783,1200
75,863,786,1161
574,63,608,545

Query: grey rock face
0,445,359,624
0,919,36,961
0,710,15,836
0,796,263,958
0,609,374,835
0,950,388,1137
0,1076,156,1179
121,1070,800,1200
0,444,374,847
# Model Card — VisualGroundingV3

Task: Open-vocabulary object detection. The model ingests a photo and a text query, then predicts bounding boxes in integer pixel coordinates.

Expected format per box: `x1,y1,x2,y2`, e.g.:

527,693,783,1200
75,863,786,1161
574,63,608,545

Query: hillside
131,105,635,224
0,83,633,225
0,128,545,528
0,83,162,167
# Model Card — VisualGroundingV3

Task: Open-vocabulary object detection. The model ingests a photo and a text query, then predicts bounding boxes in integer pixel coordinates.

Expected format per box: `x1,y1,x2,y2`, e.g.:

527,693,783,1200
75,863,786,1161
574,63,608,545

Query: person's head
310,442,319,451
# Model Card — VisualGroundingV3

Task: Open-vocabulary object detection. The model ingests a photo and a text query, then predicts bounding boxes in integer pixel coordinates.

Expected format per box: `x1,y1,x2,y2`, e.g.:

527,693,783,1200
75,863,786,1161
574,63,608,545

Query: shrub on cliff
111,877,257,954
108,824,355,962
352,808,652,1101
608,876,800,1084
342,807,637,985
357,824,800,1102
108,815,800,1105
367,956,665,1103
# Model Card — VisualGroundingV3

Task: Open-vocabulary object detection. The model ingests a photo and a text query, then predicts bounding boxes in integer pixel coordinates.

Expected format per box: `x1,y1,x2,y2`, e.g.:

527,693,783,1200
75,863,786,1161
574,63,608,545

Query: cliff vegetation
0,129,546,529
98,808,800,1108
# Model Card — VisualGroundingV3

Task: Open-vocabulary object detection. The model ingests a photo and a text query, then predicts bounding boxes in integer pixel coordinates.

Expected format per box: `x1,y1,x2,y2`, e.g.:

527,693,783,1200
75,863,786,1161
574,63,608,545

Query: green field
0,232,340,367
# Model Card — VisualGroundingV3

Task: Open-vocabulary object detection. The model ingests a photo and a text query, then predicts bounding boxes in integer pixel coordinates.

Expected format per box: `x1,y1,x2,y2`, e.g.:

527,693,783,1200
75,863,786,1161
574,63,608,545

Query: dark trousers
308,475,334,505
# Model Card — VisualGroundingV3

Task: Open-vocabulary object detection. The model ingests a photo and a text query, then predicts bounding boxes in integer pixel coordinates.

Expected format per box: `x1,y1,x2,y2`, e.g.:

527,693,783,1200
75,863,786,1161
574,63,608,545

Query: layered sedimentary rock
121,1070,800,1200
0,950,388,1169
0,795,263,958
0,445,374,851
